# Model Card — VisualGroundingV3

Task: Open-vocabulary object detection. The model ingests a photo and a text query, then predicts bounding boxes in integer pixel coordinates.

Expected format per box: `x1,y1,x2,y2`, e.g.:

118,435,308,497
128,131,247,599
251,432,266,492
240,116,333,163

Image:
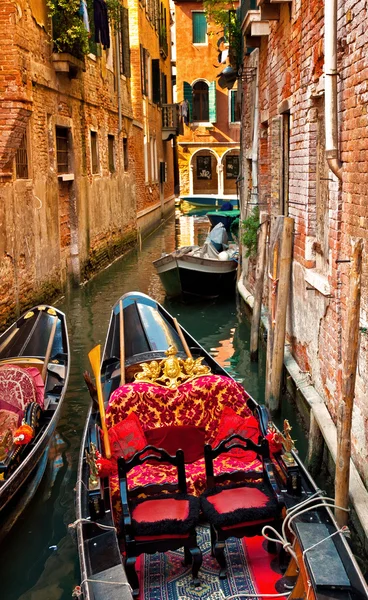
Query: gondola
0,305,69,541
75,292,368,600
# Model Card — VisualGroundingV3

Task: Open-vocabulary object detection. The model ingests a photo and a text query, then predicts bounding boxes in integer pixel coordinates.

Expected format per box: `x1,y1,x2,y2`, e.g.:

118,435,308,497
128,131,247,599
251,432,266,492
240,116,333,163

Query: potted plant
47,0,89,72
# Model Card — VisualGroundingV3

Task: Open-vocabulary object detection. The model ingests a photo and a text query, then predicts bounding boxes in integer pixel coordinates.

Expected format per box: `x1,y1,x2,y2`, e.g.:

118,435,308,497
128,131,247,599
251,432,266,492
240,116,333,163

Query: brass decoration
134,345,211,389
24,311,35,320
85,443,99,490
281,419,296,453
38,306,46,311
0,430,13,462
47,308,57,316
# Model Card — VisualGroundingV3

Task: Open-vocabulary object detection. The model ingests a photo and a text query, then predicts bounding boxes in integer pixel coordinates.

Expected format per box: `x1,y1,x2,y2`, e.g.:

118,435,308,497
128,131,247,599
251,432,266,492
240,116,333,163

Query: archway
221,149,240,195
191,149,219,195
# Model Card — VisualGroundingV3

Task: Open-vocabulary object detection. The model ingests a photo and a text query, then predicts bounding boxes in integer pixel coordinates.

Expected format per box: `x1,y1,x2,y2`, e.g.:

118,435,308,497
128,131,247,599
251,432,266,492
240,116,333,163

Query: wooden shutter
161,72,167,104
140,44,145,94
152,59,160,104
192,12,207,43
183,81,193,121
121,7,131,78
209,81,217,123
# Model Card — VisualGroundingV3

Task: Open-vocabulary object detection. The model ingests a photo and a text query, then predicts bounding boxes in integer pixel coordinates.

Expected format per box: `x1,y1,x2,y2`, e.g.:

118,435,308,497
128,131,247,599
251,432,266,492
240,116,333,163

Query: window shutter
121,7,131,78
152,59,160,104
183,81,193,121
161,72,167,104
209,81,217,123
140,45,145,93
192,12,207,43
230,90,235,122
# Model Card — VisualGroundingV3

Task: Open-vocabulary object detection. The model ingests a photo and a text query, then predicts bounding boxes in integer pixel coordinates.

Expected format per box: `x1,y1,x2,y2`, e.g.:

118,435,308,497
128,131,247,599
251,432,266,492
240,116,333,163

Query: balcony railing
162,104,179,140
159,27,169,58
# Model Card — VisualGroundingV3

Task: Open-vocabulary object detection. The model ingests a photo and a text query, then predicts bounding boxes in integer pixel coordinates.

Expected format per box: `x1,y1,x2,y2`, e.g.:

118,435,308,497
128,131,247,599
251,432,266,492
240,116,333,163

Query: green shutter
183,81,193,122
230,90,235,122
192,12,207,43
122,7,131,78
209,81,217,123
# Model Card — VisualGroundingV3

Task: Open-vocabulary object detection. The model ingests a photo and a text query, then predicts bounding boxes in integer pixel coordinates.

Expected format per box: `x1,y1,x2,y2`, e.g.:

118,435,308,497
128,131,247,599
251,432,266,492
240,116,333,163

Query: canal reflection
0,210,302,600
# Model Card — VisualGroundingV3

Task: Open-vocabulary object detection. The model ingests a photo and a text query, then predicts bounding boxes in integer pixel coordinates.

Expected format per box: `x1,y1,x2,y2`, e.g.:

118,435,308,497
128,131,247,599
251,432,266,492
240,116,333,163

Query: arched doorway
222,149,240,195
191,149,218,195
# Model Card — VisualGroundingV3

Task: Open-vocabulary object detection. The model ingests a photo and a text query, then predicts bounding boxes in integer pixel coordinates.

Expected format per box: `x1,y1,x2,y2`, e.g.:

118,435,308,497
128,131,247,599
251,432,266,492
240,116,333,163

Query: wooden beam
250,217,269,361
266,216,294,414
335,238,363,527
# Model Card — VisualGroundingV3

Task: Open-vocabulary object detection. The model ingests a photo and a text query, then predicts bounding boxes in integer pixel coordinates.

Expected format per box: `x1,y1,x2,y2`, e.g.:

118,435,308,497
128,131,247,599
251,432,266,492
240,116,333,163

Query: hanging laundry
79,0,90,33
181,100,189,125
94,0,110,49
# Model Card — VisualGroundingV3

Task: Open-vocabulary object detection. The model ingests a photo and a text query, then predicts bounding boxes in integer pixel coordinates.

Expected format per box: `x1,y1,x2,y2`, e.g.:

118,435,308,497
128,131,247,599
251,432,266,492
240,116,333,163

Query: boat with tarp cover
75,292,368,600
0,305,69,541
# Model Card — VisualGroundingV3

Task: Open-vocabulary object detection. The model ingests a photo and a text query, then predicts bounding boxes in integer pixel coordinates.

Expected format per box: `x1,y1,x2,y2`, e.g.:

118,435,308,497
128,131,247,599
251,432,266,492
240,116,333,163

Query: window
56,127,69,174
15,131,29,179
150,136,154,181
123,137,129,171
192,81,209,121
144,135,149,182
119,7,131,77
161,72,167,104
192,12,207,44
90,131,99,174
152,59,160,104
108,135,115,173
229,89,241,123
225,155,239,179
197,155,212,179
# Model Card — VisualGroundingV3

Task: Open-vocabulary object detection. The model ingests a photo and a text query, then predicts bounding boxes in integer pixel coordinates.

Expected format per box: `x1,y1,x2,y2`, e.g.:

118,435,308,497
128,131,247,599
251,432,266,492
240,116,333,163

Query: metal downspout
115,33,122,134
251,54,259,197
324,0,343,180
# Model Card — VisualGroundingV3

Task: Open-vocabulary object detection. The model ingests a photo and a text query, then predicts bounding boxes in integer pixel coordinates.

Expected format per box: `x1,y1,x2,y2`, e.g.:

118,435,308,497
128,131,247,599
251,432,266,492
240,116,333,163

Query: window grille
15,131,29,179
56,127,69,174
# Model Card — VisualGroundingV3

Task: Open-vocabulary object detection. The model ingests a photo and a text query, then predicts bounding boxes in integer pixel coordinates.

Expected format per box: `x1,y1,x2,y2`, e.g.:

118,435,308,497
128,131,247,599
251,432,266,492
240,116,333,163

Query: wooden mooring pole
266,216,294,415
250,217,269,362
335,238,363,527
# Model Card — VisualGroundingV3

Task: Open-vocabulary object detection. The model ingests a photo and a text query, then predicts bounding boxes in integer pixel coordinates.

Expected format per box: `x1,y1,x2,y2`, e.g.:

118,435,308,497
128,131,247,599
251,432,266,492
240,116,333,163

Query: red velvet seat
118,447,202,597
201,434,283,578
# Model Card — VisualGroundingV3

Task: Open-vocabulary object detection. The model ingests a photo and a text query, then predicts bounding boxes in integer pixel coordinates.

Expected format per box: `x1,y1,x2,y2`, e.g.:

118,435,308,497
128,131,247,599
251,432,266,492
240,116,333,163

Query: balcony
240,0,270,48
162,104,179,141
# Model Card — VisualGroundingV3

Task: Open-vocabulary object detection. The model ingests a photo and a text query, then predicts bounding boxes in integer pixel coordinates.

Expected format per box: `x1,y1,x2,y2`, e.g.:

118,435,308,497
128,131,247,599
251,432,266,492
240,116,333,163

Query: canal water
0,209,306,600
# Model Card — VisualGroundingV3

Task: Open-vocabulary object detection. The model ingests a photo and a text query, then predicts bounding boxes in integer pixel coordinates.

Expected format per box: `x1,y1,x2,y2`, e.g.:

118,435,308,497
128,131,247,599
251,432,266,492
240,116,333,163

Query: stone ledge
304,268,331,296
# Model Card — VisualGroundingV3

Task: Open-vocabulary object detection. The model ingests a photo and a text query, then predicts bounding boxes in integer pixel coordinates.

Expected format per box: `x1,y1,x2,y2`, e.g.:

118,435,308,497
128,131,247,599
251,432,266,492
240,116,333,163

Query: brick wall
242,0,368,483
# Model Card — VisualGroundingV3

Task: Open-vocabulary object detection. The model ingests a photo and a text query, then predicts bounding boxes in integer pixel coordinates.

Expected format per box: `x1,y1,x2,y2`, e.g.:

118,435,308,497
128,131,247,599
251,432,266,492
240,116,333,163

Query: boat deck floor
134,526,284,600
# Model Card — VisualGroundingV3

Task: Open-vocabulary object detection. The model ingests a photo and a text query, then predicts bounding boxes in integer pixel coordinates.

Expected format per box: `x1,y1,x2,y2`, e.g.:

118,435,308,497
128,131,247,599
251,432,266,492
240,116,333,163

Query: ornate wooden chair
201,434,283,578
118,446,202,597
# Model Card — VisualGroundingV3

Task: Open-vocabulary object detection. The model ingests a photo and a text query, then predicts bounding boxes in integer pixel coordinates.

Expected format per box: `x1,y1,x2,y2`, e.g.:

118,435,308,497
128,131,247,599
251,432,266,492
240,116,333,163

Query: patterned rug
139,526,281,600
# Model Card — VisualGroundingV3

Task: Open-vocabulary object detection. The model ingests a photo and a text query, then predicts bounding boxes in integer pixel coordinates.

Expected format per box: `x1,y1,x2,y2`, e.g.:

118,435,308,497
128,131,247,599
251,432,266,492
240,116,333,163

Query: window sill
304,268,331,296
192,122,214,127
192,43,208,47
58,173,74,181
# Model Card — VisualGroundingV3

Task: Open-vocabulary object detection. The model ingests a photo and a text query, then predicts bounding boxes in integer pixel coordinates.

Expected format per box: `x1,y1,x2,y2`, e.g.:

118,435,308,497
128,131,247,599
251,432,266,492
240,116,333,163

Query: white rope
68,517,117,532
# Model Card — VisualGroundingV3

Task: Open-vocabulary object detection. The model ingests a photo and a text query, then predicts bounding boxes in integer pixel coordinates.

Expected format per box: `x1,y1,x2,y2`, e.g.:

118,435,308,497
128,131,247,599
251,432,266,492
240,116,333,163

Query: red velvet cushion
212,406,260,460
207,486,269,514
145,425,205,463
108,411,147,460
132,498,190,523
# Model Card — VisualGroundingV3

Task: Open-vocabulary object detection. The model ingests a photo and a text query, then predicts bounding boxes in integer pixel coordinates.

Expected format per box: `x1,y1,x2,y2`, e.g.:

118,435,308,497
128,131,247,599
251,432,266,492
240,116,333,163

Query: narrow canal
0,209,306,600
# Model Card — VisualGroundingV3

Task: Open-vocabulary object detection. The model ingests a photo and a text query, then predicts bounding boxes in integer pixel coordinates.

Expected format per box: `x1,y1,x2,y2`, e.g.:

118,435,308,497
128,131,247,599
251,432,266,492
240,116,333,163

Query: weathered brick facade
0,0,176,329
174,0,240,200
240,0,368,485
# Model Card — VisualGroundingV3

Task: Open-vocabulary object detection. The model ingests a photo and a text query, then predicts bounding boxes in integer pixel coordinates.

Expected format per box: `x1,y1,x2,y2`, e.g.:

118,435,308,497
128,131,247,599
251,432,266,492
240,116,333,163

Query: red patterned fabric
108,412,147,460
145,425,205,463
0,364,45,441
132,498,189,523
208,487,269,513
106,375,251,445
212,407,260,461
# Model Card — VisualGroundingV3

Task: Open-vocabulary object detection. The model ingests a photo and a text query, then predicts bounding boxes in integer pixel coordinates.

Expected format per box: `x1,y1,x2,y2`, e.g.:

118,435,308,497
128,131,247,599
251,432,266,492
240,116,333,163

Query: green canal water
0,210,307,600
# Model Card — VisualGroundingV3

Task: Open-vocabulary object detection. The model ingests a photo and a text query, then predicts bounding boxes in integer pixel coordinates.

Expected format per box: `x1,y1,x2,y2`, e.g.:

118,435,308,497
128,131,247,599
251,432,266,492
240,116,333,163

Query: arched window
192,81,209,122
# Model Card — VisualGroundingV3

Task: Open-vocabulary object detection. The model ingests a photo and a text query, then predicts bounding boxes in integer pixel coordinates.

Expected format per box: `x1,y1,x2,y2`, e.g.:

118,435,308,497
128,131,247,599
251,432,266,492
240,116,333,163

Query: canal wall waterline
237,278,368,553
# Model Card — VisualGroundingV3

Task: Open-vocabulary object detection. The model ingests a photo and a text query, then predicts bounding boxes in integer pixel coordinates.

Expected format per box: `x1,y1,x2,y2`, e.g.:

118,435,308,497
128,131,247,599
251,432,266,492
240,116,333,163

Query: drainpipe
251,56,259,200
115,33,122,133
324,0,343,180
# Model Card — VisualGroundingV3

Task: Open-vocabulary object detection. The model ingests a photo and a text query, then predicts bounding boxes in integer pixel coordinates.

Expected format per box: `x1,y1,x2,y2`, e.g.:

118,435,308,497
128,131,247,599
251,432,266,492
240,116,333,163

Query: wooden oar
119,300,125,386
41,317,58,382
88,344,111,459
173,317,192,358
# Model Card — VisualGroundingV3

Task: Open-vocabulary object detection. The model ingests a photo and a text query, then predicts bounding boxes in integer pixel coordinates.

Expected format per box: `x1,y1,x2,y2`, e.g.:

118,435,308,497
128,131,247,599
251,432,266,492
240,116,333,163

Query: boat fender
218,251,229,261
